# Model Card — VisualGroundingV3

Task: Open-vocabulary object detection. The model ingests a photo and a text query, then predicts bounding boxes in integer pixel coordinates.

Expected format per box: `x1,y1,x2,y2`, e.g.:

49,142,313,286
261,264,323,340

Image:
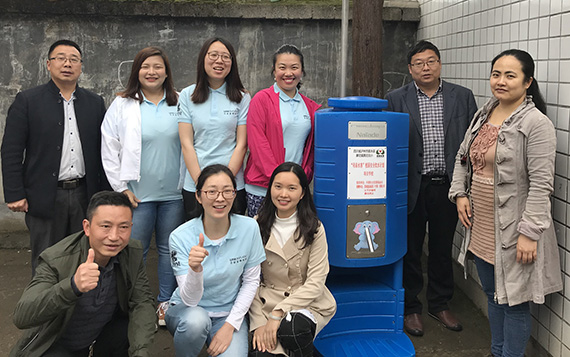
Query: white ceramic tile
563,321,570,348
520,0,530,20
549,38,561,60
566,274,570,298
529,19,539,39
538,40,549,60
502,24,510,45
551,0,562,14
537,0,549,18
561,61,570,83
511,3,520,22
509,22,519,42
539,17,550,38
538,322,550,350
559,84,570,106
562,36,570,59
550,335,562,357
559,108,570,132
563,345,570,357
551,14,562,37
556,153,568,177
557,128,568,154
563,12,570,36
552,293,565,317
548,83,559,105
520,20,530,41
562,251,570,274
555,176,568,201
555,198,567,223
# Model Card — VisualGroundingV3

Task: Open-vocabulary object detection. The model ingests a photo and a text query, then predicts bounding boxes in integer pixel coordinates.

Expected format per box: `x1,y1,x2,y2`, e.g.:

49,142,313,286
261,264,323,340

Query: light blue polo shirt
178,83,250,192
245,83,311,198
169,214,266,313
128,93,183,202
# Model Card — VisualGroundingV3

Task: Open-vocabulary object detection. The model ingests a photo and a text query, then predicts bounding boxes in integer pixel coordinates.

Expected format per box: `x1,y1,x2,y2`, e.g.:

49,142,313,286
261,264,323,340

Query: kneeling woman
249,162,336,357
166,165,266,357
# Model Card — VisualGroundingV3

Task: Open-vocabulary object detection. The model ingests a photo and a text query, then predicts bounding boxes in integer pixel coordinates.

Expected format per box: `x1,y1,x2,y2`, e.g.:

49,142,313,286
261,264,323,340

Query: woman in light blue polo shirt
166,164,265,357
179,37,250,221
101,46,185,326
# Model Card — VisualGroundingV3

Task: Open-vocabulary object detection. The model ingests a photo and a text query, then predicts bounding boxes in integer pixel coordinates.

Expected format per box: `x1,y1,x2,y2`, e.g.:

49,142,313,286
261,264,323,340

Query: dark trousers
42,312,129,357
249,312,317,357
182,188,246,221
404,175,457,315
25,185,88,275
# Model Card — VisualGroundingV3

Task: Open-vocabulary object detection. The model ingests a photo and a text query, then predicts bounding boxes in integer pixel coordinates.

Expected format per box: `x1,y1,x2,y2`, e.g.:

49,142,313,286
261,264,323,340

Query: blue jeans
475,257,531,357
165,304,249,357
131,199,184,303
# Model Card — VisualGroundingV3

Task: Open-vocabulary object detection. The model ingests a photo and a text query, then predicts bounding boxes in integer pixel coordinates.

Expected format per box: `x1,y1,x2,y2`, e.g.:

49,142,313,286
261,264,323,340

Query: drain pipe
340,0,349,97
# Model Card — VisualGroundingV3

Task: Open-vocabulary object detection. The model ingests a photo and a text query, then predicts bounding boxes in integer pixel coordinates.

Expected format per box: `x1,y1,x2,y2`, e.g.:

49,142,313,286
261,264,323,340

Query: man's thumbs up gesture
189,233,209,273
74,248,100,293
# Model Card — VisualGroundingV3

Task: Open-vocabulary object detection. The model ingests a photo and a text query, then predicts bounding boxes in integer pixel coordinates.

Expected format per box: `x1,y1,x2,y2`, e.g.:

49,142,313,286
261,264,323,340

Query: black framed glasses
201,189,236,200
49,56,83,65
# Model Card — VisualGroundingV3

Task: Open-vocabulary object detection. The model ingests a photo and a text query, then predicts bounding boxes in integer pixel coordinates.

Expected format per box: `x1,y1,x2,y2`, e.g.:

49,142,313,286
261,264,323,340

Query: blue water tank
313,96,414,357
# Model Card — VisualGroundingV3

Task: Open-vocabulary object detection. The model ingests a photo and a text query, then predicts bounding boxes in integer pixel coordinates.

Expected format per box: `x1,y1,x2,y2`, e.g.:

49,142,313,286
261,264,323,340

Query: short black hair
86,191,133,221
407,40,440,64
48,39,82,58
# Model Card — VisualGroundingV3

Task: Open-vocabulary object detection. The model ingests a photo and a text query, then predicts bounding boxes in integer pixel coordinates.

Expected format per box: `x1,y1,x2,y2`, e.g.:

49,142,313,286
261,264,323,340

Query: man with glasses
386,40,477,336
1,39,109,274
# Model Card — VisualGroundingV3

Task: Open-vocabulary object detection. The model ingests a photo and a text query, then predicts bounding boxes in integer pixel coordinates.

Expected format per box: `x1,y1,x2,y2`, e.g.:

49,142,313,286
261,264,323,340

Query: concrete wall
417,0,570,356
0,1,419,240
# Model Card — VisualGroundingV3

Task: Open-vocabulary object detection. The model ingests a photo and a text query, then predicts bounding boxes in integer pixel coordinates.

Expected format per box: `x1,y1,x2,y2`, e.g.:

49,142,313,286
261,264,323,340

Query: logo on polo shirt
171,251,181,267
223,109,239,116
229,255,247,264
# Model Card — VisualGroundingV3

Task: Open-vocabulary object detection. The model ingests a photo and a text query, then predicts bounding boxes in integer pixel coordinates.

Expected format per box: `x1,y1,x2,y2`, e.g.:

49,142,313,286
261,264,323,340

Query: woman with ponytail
449,49,562,357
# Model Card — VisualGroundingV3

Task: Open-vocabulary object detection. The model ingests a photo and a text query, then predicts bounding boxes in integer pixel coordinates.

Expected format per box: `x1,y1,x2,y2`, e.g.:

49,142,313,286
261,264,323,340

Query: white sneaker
157,301,169,327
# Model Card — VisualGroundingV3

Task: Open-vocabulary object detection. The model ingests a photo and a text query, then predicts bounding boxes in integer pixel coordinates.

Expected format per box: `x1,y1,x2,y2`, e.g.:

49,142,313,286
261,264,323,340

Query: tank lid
328,96,388,110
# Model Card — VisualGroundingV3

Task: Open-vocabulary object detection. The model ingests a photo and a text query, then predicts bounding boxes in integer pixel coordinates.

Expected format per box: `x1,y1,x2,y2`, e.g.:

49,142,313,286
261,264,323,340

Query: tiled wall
416,0,570,356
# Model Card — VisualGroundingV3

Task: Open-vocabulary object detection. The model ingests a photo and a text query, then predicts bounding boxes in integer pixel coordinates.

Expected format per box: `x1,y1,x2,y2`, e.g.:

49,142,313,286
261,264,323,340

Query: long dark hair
257,162,319,248
191,37,245,104
272,44,306,90
120,46,177,106
194,164,237,219
491,49,546,114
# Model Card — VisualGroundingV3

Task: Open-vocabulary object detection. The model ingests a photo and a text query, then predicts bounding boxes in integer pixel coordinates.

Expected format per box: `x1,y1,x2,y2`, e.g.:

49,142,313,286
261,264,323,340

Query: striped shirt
415,81,445,175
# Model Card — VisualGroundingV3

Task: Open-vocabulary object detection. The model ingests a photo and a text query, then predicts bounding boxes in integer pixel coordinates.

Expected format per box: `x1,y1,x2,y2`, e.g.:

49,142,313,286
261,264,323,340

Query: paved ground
0,246,495,356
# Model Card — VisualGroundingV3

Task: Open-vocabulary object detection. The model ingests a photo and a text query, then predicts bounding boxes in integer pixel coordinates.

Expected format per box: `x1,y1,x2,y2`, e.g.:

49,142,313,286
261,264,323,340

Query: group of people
388,40,562,357
3,38,332,357
1,35,563,357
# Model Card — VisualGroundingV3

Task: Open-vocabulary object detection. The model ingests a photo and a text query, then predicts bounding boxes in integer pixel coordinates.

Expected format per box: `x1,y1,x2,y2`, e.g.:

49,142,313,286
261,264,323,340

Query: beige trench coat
249,224,337,356
449,96,562,306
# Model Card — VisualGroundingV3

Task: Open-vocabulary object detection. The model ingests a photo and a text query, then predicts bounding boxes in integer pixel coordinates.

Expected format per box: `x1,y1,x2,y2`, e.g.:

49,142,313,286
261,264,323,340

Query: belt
57,177,85,189
422,174,448,185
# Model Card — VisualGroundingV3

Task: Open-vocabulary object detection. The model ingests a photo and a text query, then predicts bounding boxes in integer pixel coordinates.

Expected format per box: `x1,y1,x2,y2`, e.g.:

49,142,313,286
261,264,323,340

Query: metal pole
340,0,349,97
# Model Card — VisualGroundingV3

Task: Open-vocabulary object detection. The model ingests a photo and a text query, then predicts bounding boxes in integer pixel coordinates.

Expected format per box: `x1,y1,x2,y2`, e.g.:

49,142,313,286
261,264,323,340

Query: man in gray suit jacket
386,41,477,336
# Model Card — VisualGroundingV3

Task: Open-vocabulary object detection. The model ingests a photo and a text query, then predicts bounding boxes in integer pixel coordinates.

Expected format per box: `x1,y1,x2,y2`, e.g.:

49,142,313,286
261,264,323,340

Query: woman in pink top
244,45,321,217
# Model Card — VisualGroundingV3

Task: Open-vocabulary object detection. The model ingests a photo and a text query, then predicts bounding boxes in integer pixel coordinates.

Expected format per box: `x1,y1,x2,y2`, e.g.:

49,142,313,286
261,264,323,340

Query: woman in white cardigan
101,46,185,326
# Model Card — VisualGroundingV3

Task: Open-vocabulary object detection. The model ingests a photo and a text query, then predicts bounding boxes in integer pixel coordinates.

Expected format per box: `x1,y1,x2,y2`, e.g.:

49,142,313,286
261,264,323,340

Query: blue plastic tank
313,96,414,357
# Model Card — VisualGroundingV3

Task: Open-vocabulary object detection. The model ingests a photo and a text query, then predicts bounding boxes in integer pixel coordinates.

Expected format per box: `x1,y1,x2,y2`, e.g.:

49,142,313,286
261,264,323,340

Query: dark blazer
1,80,110,218
386,80,477,213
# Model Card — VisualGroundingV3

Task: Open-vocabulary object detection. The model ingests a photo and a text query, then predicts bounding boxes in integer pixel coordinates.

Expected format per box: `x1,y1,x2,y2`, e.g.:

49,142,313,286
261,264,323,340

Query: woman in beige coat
249,162,336,357
449,49,562,357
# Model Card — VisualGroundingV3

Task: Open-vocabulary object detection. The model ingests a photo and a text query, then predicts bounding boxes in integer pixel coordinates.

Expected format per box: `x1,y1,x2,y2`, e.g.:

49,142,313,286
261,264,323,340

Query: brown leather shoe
404,313,424,336
428,310,463,331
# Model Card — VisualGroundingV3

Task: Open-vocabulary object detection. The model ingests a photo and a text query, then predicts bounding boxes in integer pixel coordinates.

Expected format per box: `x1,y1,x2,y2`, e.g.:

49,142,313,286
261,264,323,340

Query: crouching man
10,191,156,357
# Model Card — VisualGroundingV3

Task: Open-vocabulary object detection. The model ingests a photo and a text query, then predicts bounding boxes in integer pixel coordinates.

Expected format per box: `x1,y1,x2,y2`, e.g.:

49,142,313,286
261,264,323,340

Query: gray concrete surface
0,241,498,356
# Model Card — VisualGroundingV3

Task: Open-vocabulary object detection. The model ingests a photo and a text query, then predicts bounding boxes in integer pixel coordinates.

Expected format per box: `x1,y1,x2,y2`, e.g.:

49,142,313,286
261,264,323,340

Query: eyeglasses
49,56,83,65
410,59,440,68
201,189,236,200
207,52,232,62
